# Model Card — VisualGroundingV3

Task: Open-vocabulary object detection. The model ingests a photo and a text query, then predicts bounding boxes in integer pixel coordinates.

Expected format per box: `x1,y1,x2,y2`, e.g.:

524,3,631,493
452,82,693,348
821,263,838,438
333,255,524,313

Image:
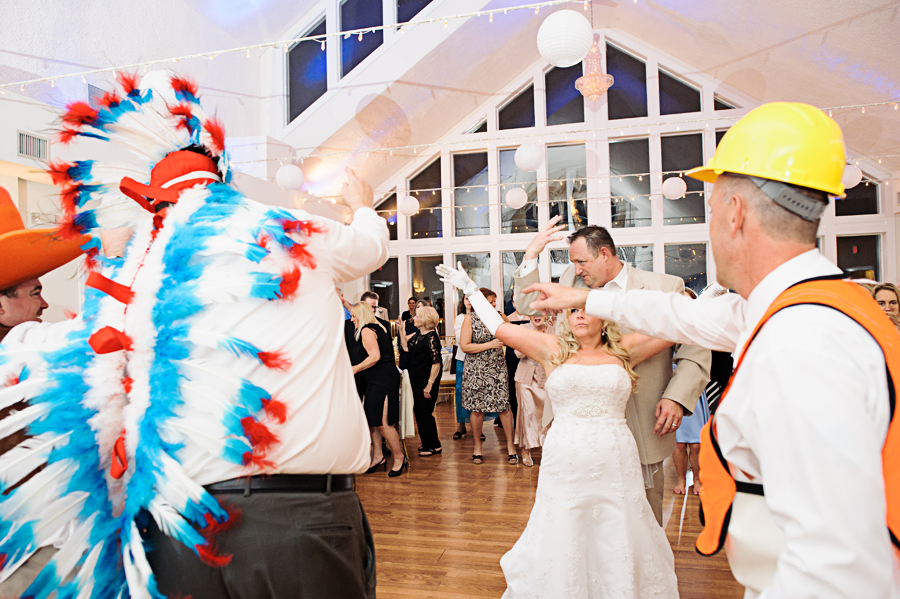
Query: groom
514,219,710,525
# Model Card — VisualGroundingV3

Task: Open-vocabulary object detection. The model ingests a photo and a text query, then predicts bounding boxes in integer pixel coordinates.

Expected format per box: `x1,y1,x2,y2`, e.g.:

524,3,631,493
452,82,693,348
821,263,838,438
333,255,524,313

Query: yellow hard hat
687,102,846,196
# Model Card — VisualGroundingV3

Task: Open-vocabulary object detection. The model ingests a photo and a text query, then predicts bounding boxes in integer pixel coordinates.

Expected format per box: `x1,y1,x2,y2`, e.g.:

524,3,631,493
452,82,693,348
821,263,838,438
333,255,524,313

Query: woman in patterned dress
460,288,516,464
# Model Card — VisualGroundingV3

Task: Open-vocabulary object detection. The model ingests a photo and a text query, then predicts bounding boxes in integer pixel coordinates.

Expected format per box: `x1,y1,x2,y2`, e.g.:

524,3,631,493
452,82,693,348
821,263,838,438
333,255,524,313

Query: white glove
699,282,729,300
436,262,478,297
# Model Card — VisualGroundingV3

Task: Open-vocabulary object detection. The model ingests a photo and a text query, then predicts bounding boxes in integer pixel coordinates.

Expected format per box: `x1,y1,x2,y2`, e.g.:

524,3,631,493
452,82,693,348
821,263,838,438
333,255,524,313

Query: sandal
452,430,467,440
418,448,442,457
480,434,486,441
507,454,519,465
472,454,484,465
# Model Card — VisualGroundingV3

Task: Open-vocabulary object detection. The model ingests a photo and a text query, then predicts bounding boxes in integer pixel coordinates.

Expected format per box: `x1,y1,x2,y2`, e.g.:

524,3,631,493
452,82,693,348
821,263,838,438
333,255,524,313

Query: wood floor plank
357,401,744,598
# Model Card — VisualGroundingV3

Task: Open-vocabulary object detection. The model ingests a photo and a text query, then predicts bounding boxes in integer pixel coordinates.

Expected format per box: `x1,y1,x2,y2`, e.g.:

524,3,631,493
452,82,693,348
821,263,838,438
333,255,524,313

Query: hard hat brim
685,165,720,184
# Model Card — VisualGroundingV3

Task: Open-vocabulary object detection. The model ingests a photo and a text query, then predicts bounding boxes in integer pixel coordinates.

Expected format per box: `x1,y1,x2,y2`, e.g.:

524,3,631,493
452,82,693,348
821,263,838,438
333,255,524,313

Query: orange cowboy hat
0,185,89,290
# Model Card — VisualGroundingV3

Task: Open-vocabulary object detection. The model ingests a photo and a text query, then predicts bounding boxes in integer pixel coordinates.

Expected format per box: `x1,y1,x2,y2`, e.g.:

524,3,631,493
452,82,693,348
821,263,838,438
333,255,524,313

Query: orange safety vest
695,277,900,557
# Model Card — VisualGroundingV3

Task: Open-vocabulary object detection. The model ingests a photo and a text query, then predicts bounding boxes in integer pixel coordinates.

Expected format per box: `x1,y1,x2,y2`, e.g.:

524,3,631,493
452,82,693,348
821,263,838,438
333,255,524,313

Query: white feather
0,460,71,525
0,432,70,491
0,378,46,412
46,513,95,582
31,492,88,546
72,542,103,599
122,521,153,599
0,403,50,443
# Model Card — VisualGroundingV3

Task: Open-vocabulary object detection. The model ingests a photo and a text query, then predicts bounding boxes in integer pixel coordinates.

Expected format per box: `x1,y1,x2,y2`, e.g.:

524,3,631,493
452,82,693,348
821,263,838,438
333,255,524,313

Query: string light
247,49,251,58
50,80,55,88
444,21,449,28
358,32,363,41
321,40,325,51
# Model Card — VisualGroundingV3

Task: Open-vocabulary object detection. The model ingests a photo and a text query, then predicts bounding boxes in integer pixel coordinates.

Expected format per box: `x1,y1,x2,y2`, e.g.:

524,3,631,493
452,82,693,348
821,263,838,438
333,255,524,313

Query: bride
437,263,679,599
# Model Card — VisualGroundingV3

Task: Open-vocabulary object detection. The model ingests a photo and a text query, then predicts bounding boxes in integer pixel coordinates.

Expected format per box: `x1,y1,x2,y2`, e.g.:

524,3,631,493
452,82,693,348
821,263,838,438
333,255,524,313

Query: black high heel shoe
388,457,408,478
365,457,387,474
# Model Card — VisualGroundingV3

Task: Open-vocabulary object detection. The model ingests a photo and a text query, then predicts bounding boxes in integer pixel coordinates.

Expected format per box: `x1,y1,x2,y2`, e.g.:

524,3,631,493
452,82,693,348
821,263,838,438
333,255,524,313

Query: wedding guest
453,297,495,440
398,305,443,456
350,303,405,477
460,288,515,465
361,290,390,322
873,283,900,331
513,314,552,467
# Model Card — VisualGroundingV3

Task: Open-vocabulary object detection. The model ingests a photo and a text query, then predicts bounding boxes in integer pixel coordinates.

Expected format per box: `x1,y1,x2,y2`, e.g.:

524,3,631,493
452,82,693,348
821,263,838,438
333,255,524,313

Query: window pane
370,257,399,319
617,245,653,272
409,159,442,239
288,19,327,122
375,193,398,241
453,152,489,237
397,0,431,23
837,235,880,280
715,129,728,147
465,118,487,134
836,178,878,216
714,96,736,110
546,65,585,126
411,255,445,307
550,249,569,283
610,138,651,228
341,0,383,77
548,144,588,232
665,243,707,294
502,251,526,313
606,44,647,120
499,85,535,130
500,149,538,234
662,134,705,225
456,251,492,294
659,70,700,115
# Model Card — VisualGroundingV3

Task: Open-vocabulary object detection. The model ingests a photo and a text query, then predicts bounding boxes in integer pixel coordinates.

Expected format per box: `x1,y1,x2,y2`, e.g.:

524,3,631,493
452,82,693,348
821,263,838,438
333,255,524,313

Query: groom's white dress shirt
585,250,899,599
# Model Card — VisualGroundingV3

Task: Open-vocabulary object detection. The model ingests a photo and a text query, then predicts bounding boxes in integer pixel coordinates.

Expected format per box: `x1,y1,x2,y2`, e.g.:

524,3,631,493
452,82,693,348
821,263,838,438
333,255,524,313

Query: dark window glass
376,193,397,241
341,0,383,77
837,235,880,280
610,138,651,228
500,149,538,234
836,177,878,216
499,85,535,130
665,243,708,294
502,251,526,311
550,249,569,283
606,44,647,120
714,96,736,110
288,19,327,123
618,245,653,272
453,152,489,237
548,144,588,231
659,70,701,115
409,159,442,239
370,257,399,319
466,119,487,134
398,0,431,23
546,65,584,126
411,255,445,311
715,129,728,147
661,134,705,225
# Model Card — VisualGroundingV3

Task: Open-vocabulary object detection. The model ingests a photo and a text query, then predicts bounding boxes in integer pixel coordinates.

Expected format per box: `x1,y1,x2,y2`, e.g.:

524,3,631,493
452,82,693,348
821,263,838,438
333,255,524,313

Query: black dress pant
146,487,376,599
411,373,440,451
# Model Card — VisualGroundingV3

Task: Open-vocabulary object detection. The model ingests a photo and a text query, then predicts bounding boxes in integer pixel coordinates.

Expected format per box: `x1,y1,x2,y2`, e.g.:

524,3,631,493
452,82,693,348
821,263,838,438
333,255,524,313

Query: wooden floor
356,400,744,599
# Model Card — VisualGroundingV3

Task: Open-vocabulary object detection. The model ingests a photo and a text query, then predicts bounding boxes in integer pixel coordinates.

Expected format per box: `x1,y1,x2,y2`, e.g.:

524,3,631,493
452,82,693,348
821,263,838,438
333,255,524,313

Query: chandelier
575,37,614,102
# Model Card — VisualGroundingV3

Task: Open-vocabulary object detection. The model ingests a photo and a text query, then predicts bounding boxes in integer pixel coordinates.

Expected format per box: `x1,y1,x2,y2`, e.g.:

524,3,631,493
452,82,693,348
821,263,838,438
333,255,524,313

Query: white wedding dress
500,364,679,599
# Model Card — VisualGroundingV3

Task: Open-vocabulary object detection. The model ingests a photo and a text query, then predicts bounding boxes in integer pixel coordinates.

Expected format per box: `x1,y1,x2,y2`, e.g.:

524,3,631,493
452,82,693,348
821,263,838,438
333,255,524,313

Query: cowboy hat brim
0,228,89,290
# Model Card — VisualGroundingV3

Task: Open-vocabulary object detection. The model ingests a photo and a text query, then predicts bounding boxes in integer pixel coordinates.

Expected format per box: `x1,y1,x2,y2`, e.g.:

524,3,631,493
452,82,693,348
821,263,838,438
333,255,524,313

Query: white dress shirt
518,258,629,293
585,250,899,599
454,313,467,363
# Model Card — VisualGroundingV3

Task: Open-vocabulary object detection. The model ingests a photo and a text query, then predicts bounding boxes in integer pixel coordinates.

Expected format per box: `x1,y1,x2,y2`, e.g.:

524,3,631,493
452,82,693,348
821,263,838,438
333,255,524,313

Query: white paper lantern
662,176,687,200
536,10,594,68
398,194,420,217
514,143,543,173
275,164,305,190
841,164,862,190
506,187,528,210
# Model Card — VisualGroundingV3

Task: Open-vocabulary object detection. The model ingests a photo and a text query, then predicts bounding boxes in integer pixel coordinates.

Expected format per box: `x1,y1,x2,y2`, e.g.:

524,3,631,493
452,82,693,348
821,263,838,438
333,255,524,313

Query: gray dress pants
146,488,376,599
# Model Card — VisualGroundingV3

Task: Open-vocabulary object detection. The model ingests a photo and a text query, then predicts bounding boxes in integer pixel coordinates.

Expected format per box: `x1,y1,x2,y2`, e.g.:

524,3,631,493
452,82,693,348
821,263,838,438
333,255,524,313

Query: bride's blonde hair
550,310,638,392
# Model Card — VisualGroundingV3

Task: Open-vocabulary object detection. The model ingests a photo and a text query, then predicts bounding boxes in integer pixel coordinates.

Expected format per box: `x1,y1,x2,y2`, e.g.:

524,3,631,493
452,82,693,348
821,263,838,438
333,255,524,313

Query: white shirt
519,258,629,292
585,250,898,599
454,313,467,363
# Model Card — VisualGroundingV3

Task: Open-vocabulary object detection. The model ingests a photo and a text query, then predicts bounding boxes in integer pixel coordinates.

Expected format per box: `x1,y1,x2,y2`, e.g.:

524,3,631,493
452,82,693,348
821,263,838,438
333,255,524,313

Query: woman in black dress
350,303,405,476
398,305,443,457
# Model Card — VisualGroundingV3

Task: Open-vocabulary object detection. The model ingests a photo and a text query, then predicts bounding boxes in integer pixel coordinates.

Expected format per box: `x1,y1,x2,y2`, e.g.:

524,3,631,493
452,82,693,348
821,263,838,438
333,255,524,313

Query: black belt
205,474,355,496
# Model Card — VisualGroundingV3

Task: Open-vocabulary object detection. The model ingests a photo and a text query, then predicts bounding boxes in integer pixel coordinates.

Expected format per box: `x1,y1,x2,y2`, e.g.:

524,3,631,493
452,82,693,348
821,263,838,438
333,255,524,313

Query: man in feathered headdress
0,71,387,599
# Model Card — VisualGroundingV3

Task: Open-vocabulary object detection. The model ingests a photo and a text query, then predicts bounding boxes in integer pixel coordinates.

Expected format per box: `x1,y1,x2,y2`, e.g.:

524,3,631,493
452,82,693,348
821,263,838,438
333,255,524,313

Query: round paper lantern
841,164,862,190
662,176,687,200
398,194,420,217
275,164,305,190
536,10,593,68
506,187,528,210
514,143,542,173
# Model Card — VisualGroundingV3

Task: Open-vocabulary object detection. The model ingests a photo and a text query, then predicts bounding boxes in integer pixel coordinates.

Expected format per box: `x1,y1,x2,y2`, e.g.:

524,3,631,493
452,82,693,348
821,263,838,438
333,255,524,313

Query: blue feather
237,380,269,414
20,553,58,599
218,337,261,360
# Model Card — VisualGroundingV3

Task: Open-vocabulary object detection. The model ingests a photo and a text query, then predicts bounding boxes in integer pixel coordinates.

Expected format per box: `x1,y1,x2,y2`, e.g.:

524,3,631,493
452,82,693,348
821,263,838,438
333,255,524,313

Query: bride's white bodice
544,363,632,420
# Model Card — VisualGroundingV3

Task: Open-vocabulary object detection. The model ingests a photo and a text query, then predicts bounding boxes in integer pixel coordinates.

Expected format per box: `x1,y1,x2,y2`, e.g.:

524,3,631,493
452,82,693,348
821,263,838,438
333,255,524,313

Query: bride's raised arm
437,263,557,367
620,333,675,366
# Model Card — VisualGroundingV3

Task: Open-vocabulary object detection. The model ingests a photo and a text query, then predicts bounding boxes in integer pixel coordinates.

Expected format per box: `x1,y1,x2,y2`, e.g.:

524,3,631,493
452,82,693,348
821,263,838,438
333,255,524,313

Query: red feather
47,161,75,186
203,117,226,154
278,267,300,300
116,72,139,95
282,219,325,237
258,350,291,371
63,310,78,320
261,398,288,424
59,186,80,215
83,247,99,272
241,417,280,453
100,92,121,109
57,129,80,145
123,377,133,394
288,243,317,269
62,102,100,129
57,215,85,239
200,506,242,537
170,104,194,132
256,232,270,250
5,375,18,387
170,76,198,99
242,452,275,470
195,543,232,568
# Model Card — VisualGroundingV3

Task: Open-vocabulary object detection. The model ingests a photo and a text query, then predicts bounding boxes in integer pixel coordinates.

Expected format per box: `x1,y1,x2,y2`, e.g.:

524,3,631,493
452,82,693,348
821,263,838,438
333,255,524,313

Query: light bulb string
235,99,900,166
0,0,575,91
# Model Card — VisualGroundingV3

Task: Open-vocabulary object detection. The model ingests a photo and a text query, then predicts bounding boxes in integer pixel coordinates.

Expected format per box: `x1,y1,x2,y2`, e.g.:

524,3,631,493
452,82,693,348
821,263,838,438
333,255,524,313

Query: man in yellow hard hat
522,102,899,598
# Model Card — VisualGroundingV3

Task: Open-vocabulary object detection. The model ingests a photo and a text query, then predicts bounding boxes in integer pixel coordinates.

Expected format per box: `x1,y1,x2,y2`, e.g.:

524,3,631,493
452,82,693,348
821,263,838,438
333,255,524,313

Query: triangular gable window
659,70,700,115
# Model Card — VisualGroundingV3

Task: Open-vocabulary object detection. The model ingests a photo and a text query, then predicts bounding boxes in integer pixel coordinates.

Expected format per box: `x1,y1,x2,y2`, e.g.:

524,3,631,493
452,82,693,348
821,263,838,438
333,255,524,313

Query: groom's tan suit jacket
514,263,711,466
